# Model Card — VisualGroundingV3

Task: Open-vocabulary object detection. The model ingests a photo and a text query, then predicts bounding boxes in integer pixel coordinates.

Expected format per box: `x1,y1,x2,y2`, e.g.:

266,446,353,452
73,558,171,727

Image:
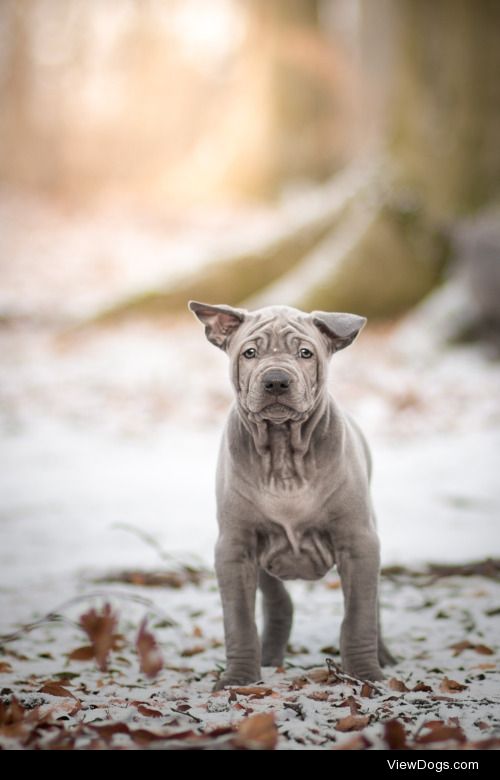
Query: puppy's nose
262,369,291,395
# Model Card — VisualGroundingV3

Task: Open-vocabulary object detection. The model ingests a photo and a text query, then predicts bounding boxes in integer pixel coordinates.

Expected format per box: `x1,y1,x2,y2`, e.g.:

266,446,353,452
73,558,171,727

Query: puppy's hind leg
259,568,293,667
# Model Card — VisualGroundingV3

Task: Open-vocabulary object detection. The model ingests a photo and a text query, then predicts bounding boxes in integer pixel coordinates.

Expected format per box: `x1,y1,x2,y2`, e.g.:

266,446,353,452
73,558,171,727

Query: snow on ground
1,195,500,748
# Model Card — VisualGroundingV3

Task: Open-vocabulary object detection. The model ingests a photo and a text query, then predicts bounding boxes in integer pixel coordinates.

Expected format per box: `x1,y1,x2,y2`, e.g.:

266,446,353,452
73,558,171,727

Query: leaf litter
1,566,499,750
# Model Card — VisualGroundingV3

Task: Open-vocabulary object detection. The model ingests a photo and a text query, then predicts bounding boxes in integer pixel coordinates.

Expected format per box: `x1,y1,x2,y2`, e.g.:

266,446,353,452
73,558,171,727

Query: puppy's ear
188,301,246,350
311,311,367,354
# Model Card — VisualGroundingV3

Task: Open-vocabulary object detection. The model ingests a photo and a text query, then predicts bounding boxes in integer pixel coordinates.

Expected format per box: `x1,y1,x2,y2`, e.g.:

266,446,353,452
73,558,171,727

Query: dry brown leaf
417,724,466,744
449,640,494,657
181,645,205,657
389,678,410,692
90,722,131,740
134,703,163,718
335,715,370,732
383,719,407,750
289,675,309,690
0,697,27,738
38,682,78,700
79,603,118,671
346,696,361,715
0,662,13,673
193,625,203,638
33,697,81,719
136,618,163,678
307,691,329,701
472,662,496,670
68,645,95,662
412,682,432,692
449,640,475,656
231,686,274,698
236,713,278,750
474,644,494,655
360,682,375,698
440,676,467,693
307,668,330,683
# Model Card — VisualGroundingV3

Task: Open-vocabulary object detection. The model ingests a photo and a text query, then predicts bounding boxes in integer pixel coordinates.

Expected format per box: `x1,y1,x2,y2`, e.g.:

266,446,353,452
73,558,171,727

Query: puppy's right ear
188,301,246,350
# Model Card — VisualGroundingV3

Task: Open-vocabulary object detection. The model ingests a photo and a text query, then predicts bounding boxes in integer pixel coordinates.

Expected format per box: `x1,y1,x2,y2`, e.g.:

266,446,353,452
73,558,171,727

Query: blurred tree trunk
0,1,34,187
387,0,500,218
92,0,499,324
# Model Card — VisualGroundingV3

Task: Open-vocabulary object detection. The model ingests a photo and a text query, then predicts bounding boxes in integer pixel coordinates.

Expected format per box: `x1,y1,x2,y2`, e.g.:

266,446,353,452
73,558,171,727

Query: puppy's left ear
311,311,367,353
188,300,246,350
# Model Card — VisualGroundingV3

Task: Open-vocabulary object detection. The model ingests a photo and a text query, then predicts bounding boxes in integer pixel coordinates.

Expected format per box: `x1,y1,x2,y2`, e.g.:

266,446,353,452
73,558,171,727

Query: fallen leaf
90,722,131,740
449,640,494,657
68,646,95,662
449,640,475,656
79,603,118,671
193,625,203,638
320,645,339,655
231,686,274,698
474,644,494,655
181,645,205,657
383,719,407,750
0,696,26,739
468,736,500,749
389,678,409,692
412,682,432,692
417,724,466,744
307,668,330,683
440,677,467,693
133,703,163,718
236,713,277,750
307,691,329,701
289,676,309,690
335,715,370,732
38,682,78,700
0,662,13,673
33,697,81,719
346,696,361,715
360,682,375,698
136,618,163,678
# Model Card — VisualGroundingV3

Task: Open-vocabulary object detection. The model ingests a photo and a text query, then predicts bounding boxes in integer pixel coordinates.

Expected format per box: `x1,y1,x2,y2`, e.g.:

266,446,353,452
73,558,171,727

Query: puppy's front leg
213,533,261,690
336,529,384,681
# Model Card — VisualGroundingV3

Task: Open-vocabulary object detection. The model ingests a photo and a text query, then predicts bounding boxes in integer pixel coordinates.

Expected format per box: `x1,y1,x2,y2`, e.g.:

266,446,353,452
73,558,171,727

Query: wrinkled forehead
230,307,322,354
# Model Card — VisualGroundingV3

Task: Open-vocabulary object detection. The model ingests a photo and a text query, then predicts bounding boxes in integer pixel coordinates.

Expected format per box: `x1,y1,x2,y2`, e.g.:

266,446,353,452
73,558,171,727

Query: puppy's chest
260,485,327,527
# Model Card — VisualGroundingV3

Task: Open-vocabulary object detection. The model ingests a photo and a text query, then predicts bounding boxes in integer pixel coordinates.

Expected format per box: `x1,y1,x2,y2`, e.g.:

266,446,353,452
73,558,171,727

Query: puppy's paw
360,666,385,682
213,670,261,691
344,663,385,682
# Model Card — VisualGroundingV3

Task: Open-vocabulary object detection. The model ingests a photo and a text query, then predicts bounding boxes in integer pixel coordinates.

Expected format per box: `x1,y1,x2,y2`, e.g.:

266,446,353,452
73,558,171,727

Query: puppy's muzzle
262,369,291,396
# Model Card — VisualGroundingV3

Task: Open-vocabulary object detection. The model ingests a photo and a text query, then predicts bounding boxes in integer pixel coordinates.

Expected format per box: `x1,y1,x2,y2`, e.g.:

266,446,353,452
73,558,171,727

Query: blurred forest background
1,0,499,328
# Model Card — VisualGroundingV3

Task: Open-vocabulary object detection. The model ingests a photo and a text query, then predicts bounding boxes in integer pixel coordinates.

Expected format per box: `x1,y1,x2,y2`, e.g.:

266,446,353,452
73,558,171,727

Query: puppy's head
188,301,366,423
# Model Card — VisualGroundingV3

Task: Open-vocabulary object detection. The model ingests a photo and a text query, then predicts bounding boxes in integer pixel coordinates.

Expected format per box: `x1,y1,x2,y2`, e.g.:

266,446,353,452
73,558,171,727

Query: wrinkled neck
237,394,328,489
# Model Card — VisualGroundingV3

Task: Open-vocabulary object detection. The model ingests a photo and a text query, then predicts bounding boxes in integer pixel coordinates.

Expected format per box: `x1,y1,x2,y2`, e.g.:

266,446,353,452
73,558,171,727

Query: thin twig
111,523,208,574
325,658,381,693
170,708,204,724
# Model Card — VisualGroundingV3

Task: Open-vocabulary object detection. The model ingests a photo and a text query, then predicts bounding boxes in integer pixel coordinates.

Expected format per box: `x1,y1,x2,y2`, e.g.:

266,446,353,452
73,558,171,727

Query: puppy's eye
299,348,313,359
242,348,257,359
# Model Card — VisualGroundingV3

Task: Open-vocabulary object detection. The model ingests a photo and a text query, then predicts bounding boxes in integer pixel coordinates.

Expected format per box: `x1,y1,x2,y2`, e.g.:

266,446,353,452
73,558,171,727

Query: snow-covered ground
0,195,499,749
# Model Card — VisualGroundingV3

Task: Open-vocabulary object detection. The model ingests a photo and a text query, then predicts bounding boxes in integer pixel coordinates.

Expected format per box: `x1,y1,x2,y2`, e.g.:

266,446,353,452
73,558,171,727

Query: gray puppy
189,300,395,690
